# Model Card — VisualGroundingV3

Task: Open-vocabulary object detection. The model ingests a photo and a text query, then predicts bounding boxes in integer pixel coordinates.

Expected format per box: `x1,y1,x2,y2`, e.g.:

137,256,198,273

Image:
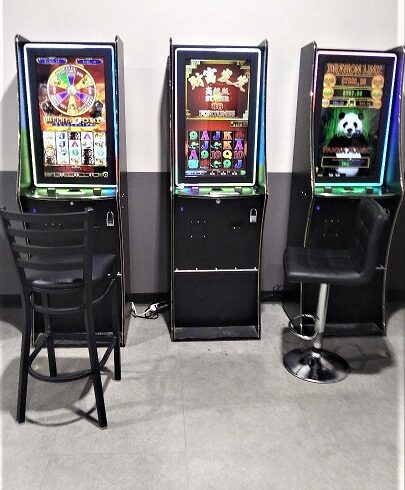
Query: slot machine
15,35,130,344
284,43,404,336
169,41,268,340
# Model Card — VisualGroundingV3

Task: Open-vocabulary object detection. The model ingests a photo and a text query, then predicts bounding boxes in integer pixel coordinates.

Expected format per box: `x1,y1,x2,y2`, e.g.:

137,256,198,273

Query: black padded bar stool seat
284,247,364,285
26,253,116,289
283,199,389,383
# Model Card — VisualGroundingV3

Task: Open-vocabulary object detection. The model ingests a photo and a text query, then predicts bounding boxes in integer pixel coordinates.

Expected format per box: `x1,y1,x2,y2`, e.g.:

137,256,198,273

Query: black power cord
131,301,169,320
262,285,284,302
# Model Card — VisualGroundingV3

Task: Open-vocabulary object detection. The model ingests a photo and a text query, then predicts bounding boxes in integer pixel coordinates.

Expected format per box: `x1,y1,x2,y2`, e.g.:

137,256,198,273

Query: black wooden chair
0,207,121,428
283,198,389,383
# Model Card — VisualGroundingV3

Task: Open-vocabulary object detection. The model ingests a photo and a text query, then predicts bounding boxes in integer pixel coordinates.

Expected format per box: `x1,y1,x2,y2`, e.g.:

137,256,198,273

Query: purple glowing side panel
385,50,404,189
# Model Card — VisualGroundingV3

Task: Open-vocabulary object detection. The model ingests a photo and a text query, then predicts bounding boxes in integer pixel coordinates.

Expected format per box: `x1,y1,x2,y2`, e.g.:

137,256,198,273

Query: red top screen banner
185,60,250,120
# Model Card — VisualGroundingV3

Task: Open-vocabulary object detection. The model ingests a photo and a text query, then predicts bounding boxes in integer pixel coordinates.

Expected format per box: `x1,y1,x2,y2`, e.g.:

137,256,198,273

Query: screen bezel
24,43,117,188
174,47,261,187
313,50,396,186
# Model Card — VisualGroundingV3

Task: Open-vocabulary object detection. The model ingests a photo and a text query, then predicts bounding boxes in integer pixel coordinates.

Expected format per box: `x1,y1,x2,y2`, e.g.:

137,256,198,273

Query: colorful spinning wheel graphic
47,64,97,116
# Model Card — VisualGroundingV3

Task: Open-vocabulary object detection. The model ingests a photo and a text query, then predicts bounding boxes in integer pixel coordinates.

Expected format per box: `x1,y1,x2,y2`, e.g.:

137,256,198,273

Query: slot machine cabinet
283,43,404,336
169,41,268,340
15,35,131,345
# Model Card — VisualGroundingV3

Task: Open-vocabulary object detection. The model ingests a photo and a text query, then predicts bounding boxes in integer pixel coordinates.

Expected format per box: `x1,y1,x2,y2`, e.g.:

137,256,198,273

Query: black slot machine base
50,332,118,348
282,285,386,337
174,325,259,341
283,302,384,337
172,269,261,341
321,323,384,337
31,300,131,347
20,196,130,346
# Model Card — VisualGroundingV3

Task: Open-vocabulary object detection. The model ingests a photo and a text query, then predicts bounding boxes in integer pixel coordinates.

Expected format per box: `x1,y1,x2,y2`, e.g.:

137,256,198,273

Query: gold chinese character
188,72,204,90
203,67,217,84
218,68,233,84
234,75,249,92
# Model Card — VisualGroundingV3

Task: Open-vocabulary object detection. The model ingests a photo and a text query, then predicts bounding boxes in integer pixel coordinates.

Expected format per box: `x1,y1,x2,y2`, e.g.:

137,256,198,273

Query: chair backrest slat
11,242,86,257
0,207,94,287
1,209,90,226
15,259,84,271
6,227,85,241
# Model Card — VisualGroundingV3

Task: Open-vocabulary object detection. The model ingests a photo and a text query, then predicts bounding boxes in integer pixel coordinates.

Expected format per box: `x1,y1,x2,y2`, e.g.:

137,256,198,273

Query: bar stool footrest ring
288,313,318,341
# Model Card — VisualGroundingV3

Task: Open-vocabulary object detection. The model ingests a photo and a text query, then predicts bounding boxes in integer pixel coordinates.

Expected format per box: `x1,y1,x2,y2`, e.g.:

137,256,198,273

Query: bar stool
283,198,389,383
0,207,121,428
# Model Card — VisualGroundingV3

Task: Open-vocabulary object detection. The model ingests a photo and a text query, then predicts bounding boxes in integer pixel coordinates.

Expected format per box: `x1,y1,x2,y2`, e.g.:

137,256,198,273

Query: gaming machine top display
17,38,121,197
171,43,267,195
312,50,397,191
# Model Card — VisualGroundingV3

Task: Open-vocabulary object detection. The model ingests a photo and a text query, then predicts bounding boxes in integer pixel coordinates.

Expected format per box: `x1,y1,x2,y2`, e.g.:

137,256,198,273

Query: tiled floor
0,303,403,490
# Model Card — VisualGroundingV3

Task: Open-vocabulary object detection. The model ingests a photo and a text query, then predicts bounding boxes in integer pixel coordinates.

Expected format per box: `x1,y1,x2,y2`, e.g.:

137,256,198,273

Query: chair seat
26,254,116,289
284,247,364,286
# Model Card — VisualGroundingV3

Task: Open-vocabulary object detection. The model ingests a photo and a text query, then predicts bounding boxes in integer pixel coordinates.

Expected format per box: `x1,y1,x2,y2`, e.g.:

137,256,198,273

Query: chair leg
283,283,350,383
17,299,33,424
111,279,121,381
42,294,57,377
84,296,107,429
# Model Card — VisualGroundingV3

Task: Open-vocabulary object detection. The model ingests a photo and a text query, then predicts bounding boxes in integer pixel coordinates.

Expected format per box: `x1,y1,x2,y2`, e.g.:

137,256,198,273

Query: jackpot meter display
313,51,396,185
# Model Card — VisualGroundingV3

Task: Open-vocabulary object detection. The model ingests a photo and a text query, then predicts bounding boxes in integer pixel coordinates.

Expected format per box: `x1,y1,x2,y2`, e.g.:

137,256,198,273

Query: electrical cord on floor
263,285,284,302
131,301,169,320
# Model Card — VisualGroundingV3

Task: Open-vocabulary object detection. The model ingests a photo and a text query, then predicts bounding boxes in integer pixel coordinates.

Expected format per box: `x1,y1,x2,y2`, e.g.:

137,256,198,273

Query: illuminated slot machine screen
175,49,261,186
24,44,116,187
313,51,396,185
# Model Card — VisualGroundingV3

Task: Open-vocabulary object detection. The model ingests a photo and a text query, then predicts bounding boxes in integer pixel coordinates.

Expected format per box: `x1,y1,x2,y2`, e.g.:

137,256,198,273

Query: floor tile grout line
177,349,191,490
38,358,76,490
37,356,86,490
39,429,58,490
36,450,200,457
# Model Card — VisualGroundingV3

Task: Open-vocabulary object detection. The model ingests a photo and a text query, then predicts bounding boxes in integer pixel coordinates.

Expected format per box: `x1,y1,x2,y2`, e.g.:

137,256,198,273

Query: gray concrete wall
0,172,21,295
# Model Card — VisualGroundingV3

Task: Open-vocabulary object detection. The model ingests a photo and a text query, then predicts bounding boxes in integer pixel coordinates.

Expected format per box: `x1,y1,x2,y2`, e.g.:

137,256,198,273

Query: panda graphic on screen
326,111,369,177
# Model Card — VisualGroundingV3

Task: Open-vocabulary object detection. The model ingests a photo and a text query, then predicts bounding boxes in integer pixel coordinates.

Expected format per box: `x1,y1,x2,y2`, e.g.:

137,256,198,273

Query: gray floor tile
296,393,399,447
1,452,49,490
319,441,399,490
183,402,312,456
41,451,188,490
51,405,186,456
0,304,403,489
1,354,90,426
0,421,57,490
179,345,296,409
188,446,327,490
51,355,186,455
187,440,399,490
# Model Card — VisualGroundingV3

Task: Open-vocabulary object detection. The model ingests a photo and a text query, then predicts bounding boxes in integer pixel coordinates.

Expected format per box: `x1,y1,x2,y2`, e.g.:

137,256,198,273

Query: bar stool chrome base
283,348,350,384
